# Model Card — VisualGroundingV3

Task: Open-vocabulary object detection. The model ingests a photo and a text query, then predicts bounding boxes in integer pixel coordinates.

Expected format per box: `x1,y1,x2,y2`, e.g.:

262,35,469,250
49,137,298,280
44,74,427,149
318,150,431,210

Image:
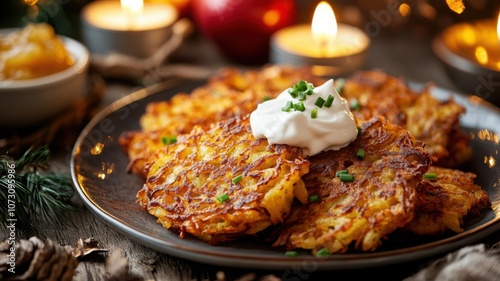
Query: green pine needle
0,146,76,236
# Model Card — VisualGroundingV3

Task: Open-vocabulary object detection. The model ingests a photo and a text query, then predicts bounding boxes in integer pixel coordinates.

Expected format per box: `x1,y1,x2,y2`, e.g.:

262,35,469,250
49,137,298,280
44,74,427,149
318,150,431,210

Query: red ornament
191,0,297,64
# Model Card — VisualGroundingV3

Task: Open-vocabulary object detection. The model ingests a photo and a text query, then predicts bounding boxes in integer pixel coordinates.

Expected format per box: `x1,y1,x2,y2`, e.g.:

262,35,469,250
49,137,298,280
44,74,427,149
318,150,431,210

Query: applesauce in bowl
0,23,75,81
0,24,89,127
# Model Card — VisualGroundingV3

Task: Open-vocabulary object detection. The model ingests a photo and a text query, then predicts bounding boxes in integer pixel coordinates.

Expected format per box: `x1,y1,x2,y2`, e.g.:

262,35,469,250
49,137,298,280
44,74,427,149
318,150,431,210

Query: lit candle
81,0,178,58
432,13,500,106
270,1,370,76
440,14,500,71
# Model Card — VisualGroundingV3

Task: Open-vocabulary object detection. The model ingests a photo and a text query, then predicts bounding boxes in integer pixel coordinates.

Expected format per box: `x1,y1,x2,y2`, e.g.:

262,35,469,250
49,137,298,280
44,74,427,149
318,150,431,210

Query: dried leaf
72,237,108,259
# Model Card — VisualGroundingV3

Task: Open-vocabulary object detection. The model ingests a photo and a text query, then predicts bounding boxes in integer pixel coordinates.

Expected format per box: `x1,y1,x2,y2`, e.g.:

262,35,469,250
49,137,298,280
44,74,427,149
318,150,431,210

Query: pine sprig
0,146,76,236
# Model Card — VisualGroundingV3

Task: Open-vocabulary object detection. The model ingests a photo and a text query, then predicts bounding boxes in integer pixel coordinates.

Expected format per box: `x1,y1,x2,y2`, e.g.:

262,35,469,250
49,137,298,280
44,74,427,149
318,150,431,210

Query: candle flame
497,12,500,43
121,0,143,18
311,1,337,48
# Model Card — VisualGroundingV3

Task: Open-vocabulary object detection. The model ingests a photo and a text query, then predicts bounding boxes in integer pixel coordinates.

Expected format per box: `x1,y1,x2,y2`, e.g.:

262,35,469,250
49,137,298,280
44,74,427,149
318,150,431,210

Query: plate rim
71,79,500,270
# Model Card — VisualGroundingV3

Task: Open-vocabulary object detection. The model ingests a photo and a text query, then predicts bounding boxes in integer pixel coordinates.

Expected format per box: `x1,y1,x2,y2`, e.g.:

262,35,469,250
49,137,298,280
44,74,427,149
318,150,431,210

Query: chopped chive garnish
161,136,177,145
263,96,272,102
357,126,362,135
289,80,314,100
282,100,293,112
216,193,229,203
232,175,243,184
298,91,306,101
423,172,437,180
350,98,360,110
309,195,319,203
311,108,318,119
315,97,326,108
316,248,331,257
339,173,354,182
356,148,365,160
285,251,299,257
335,170,348,176
324,95,334,108
294,102,306,112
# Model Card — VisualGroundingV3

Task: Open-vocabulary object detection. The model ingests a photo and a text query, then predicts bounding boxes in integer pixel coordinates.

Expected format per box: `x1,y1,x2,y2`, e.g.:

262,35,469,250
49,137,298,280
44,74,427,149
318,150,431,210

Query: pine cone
0,236,78,281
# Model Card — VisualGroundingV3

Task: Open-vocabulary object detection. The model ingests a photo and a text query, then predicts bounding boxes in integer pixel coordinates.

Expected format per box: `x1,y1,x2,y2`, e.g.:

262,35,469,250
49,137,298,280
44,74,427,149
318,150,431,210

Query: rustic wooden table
2,22,500,281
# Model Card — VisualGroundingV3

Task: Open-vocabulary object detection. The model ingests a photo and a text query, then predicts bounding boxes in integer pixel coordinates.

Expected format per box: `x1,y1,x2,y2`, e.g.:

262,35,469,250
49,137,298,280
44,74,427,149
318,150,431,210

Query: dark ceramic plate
71,79,500,270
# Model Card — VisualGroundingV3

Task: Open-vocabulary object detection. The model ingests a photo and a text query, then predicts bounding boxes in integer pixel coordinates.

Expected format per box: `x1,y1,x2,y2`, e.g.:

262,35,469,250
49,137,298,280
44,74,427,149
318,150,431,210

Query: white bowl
0,32,90,128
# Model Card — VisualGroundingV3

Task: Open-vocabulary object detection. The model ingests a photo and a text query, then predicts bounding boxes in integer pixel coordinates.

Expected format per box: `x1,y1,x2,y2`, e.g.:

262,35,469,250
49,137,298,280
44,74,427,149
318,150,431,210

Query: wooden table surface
2,21,500,281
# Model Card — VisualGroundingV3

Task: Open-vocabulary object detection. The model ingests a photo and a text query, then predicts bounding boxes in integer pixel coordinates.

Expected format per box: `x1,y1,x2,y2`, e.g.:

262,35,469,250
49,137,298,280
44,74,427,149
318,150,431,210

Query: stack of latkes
120,65,491,255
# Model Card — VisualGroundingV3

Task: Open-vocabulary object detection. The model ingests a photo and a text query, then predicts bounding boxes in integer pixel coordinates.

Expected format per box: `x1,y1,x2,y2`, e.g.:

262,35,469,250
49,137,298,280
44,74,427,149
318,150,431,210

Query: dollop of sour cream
250,79,358,156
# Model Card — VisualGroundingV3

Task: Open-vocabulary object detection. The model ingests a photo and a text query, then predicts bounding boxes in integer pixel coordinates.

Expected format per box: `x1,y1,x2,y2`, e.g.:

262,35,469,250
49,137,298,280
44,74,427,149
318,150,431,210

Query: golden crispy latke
119,86,258,175
120,65,325,176
342,70,472,167
273,116,431,254
404,166,491,236
137,116,310,244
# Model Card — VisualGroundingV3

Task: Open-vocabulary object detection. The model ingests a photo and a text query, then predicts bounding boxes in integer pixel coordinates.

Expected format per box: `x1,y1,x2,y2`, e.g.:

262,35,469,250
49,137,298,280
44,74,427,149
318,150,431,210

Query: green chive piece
356,148,365,160
297,80,307,89
294,102,306,112
350,98,360,110
285,251,299,257
232,175,243,184
423,172,437,180
339,173,354,182
161,136,177,145
311,108,318,119
315,97,326,108
263,96,272,102
298,91,306,101
316,248,331,257
306,87,314,95
357,126,362,135
324,95,334,108
335,170,348,176
335,78,346,94
289,80,314,100
216,193,229,203
282,100,293,112
309,195,319,203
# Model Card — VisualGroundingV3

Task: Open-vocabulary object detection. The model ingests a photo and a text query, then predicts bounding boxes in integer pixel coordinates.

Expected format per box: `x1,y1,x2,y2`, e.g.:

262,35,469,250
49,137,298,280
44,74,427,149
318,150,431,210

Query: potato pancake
404,166,491,236
137,115,310,244
342,70,472,167
120,65,324,176
121,67,471,177
273,116,431,254
122,66,491,254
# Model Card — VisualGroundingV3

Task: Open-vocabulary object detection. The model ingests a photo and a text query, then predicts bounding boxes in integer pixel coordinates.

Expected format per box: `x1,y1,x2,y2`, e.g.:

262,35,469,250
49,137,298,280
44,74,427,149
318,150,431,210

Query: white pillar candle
81,0,178,58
